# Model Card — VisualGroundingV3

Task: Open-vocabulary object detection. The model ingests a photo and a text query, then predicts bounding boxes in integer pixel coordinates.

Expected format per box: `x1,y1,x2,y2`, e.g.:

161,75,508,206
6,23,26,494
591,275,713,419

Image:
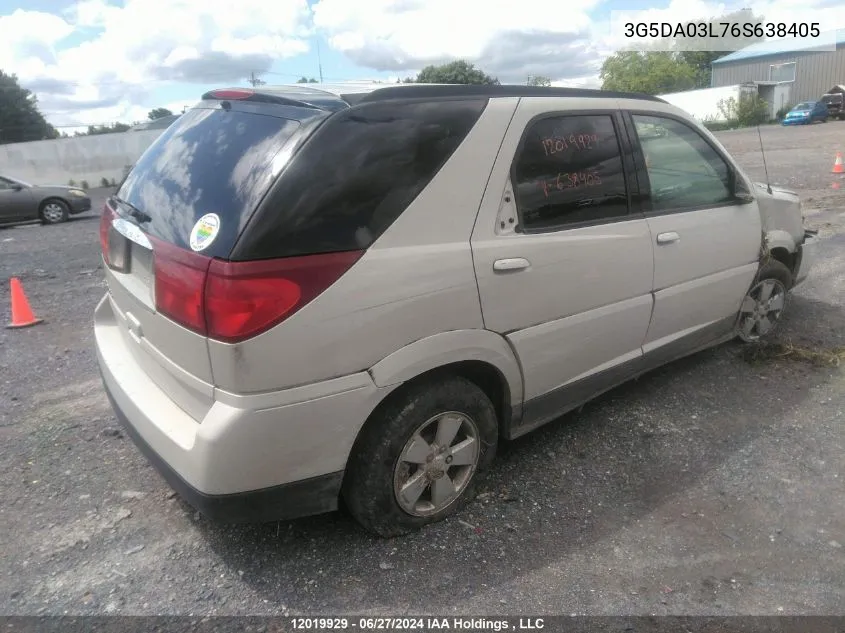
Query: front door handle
656,232,680,245
493,257,530,271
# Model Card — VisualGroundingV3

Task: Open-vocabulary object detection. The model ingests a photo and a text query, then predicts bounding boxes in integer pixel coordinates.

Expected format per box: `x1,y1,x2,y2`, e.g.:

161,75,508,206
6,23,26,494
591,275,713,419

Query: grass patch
741,340,845,367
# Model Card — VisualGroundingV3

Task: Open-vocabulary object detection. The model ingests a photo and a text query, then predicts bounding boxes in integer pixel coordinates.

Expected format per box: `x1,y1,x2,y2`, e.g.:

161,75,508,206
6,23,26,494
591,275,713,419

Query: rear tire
342,375,498,537
40,199,69,224
736,260,792,343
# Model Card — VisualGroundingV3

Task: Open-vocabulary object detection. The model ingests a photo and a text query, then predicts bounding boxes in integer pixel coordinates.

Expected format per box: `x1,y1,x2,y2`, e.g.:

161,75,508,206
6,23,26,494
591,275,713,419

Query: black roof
360,84,667,104
200,84,666,115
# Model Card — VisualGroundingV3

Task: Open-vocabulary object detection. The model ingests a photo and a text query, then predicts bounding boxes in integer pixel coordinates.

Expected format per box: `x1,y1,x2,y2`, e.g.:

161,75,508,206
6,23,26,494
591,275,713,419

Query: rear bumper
793,229,819,287
101,375,344,523
94,293,388,523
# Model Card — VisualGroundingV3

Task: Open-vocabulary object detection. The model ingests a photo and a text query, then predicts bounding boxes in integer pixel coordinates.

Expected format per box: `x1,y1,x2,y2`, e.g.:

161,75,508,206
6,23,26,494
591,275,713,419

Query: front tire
342,376,498,537
736,260,792,343
40,199,69,224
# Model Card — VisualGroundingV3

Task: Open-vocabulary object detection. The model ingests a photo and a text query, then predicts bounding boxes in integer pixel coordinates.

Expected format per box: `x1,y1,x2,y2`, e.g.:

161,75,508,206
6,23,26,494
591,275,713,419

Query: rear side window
512,114,629,232
117,107,302,259
233,99,488,260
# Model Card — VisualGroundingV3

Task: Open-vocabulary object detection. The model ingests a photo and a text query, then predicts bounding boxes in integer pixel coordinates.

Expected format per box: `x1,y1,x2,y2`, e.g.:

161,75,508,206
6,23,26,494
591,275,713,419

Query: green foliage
296,77,319,83
110,178,117,187
148,107,173,120
76,122,132,136
601,10,765,95
68,179,76,187
100,177,110,188
702,120,733,131
409,60,499,85
80,180,89,190
776,103,793,120
527,75,552,87
600,51,697,94
0,70,59,144
716,95,771,128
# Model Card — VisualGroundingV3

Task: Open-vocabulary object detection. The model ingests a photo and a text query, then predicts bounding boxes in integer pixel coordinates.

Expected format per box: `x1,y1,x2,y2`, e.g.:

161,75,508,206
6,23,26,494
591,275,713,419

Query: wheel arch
38,195,70,211
367,329,524,434
765,229,799,280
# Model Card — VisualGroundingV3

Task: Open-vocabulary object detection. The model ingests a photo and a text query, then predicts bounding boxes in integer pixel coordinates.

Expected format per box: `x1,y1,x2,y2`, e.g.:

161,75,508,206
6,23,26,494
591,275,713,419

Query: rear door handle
493,257,530,271
656,232,680,245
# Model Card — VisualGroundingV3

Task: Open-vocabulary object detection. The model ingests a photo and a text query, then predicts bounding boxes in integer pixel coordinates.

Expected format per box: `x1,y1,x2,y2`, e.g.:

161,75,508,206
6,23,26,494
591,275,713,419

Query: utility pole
248,71,266,87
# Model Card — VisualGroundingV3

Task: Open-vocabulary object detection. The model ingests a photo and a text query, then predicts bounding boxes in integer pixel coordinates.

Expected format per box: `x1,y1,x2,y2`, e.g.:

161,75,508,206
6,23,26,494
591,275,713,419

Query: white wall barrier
0,130,164,187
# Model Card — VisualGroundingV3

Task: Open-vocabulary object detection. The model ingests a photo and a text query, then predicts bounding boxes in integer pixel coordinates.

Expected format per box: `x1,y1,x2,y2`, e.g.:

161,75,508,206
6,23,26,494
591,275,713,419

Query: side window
0,178,11,190
512,114,629,232
236,99,489,259
632,114,733,212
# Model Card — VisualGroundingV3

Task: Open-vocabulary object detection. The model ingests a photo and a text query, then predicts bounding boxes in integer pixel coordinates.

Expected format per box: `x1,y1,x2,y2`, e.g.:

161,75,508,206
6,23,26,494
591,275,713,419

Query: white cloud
1,0,312,126
312,0,604,81
313,0,845,85
0,9,74,77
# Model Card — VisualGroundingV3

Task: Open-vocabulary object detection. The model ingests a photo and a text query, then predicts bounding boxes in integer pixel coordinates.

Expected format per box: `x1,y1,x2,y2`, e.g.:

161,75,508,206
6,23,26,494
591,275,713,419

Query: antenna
316,39,324,84
756,124,772,194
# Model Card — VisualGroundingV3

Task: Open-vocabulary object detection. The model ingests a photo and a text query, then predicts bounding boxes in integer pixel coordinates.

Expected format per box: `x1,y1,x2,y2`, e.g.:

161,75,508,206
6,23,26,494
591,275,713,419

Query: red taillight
99,201,116,265
207,88,254,100
204,251,364,343
150,237,363,343
152,238,212,334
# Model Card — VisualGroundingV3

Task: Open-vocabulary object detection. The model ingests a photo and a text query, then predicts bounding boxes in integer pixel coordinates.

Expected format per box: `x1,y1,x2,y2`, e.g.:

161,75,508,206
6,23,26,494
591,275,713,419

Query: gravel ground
0,121,844,617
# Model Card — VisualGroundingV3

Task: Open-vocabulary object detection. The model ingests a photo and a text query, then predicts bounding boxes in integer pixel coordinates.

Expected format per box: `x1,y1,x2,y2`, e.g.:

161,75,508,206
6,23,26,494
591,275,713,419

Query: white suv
95,84,818,537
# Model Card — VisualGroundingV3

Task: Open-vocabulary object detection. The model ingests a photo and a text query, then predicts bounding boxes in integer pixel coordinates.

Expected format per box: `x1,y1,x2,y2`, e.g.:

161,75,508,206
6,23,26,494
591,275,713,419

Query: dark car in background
821,92,844,120
0,175,92,226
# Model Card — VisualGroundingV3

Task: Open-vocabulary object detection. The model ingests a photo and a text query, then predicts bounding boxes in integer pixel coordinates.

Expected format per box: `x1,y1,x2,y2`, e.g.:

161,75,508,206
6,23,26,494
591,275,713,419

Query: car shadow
190,292,845,613
67,213,101,223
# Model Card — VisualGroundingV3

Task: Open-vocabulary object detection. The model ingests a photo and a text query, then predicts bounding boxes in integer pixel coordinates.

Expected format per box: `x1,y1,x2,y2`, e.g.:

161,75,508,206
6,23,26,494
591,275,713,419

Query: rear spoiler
200,88,351,113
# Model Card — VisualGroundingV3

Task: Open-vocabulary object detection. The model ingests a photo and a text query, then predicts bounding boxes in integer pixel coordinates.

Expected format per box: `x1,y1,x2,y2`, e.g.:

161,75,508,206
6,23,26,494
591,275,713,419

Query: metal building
711,29,845,113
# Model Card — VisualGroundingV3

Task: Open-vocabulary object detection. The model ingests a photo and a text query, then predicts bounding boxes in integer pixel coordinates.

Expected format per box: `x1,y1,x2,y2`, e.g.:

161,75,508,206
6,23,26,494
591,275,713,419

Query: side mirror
11,184,23,191
731,171,755,204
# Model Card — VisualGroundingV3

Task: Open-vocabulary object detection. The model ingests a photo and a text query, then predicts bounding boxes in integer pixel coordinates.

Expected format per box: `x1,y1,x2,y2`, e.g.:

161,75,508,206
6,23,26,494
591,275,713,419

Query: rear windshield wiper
112,196,152,224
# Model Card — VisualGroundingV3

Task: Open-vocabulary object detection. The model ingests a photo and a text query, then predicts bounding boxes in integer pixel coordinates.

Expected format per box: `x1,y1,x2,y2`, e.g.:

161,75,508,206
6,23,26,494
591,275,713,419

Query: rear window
232,98,488,260
822,94,843,103
116,107,302,259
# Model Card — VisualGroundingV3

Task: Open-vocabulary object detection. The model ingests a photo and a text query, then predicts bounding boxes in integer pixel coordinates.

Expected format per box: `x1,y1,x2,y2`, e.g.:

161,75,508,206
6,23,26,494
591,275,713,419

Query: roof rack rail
358,84,667,104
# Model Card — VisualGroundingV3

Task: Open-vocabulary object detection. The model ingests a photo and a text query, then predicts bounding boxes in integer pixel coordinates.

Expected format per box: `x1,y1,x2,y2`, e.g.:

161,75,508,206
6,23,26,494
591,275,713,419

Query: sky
2,0,845,133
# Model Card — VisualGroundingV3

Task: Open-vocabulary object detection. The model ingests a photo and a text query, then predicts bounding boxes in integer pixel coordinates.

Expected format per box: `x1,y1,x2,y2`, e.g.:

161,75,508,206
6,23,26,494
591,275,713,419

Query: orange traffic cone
833,151,844,174
6,277,43,328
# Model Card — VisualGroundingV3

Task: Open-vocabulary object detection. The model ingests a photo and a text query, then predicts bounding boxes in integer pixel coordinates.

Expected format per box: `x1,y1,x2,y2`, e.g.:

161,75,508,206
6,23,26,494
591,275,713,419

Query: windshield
793,103,813,110
822,94,843,103
116,107,303,259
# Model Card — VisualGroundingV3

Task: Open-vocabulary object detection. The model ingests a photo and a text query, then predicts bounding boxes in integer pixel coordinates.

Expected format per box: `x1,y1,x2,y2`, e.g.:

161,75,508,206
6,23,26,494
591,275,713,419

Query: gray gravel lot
0,121,844,617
